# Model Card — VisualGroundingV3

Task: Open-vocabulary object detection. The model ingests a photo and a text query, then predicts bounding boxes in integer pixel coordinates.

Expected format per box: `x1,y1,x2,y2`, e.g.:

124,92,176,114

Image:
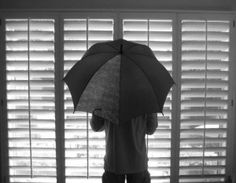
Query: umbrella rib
122,54,163,111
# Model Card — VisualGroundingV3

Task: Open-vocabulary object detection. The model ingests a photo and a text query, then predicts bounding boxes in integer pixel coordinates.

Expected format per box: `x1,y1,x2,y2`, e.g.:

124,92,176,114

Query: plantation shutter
123,19,173,182
63,18,114,182
5,19,56,183
180,19,230,182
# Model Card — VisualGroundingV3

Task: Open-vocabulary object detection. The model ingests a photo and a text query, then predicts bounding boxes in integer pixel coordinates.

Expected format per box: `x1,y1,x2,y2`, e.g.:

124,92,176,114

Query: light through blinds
6,19,56,183
123,19,173,183
63,18,114,183
180,20,230,183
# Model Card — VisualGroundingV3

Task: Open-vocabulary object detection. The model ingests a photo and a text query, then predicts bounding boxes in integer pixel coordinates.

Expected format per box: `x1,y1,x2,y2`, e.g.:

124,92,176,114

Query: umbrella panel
77,55,121,123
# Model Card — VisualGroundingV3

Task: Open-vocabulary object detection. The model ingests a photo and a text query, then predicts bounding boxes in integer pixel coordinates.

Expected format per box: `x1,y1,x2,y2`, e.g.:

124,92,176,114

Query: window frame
0,10,235,183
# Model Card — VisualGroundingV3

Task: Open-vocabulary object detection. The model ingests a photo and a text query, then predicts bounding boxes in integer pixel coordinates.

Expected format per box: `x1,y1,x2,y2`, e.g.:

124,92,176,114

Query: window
0,12,234,183
122,18,173,182
63,18,114,182
180,19,230,183
5,18,56,183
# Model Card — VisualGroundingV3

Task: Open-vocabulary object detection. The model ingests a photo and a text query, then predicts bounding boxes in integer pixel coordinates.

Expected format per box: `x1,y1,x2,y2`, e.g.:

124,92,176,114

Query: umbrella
63,38,174,124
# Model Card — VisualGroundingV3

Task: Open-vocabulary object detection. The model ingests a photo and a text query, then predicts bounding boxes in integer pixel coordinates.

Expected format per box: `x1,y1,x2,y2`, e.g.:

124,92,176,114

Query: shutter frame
63,18,114,180
123,18,173,181
6,18,56,183
180,19,230,183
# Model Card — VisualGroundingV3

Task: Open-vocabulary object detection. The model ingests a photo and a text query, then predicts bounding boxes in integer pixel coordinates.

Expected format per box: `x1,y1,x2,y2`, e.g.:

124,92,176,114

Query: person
90,109,158,183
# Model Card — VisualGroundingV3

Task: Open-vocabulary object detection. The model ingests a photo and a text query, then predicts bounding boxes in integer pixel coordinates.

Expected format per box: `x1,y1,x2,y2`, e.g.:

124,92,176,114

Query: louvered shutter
123,19,173,182
63,18,114,182
180,20,230,182
6,19,56,183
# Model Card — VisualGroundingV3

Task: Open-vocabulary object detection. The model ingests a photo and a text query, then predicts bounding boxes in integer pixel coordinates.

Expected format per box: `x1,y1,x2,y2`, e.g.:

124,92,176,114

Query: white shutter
63,18,114,182
180,19,230,182
123,19,173,182
6,19,56,183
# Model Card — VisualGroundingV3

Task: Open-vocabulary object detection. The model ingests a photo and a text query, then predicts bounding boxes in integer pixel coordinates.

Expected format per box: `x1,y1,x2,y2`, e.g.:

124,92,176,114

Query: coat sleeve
90,109,105,132
145,113,158,135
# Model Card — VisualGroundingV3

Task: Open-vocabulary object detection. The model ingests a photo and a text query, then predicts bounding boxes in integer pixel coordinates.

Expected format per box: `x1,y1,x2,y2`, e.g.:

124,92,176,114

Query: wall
0,0,233,11
232,0,236,10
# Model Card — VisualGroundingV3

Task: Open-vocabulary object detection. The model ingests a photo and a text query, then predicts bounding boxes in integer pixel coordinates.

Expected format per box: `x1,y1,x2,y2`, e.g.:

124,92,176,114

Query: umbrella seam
126,52,157,60
121,41,155,54
105,40,156,59
105,40,136,53
123,44,147,52
81,51,118,60
119,54,122,123
103,42,120,52
122,54,163,112
101,40,152,57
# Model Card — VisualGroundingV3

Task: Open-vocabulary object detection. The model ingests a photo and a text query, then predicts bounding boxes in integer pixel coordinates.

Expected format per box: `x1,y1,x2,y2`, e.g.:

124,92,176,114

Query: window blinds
123,19,173,183
6,19,56,183
180,20,230,183
3,15,232,183
63,18,114,182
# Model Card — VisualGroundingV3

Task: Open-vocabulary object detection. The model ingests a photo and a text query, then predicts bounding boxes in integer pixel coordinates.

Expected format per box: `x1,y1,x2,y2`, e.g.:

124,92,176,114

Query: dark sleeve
90,110,105,132
145,113,158,135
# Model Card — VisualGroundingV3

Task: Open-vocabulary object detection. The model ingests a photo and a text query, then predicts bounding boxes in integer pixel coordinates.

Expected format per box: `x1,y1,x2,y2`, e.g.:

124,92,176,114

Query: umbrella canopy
63,39,174,124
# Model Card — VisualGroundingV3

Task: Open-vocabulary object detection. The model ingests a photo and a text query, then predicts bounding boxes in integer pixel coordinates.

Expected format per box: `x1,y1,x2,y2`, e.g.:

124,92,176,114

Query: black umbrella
63,39,174,124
